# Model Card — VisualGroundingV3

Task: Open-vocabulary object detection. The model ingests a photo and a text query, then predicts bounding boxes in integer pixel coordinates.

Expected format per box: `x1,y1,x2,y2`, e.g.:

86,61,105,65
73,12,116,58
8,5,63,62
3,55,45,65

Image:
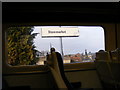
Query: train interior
2,2,120,90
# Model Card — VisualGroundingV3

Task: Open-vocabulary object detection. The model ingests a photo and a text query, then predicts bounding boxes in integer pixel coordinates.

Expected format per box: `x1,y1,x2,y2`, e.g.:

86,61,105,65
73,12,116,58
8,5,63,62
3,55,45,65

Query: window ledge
64,62,96,71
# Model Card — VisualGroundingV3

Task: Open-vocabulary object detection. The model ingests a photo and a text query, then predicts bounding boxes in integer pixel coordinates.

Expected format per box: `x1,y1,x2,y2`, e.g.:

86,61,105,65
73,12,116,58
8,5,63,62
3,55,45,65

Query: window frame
2,23,116,74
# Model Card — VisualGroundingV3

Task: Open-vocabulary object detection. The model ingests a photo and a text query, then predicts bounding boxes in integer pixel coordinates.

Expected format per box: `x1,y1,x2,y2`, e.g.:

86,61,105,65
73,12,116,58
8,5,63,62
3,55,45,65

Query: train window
7,26,105,66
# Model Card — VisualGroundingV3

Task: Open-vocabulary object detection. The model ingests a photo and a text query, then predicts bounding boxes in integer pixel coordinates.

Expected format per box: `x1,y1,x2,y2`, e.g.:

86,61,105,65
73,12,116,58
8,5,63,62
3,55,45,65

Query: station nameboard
41,27,79,37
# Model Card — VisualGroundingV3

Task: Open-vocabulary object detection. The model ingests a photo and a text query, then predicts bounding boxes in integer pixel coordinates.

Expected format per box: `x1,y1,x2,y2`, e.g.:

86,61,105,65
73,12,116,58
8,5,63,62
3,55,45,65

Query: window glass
7,26,105,66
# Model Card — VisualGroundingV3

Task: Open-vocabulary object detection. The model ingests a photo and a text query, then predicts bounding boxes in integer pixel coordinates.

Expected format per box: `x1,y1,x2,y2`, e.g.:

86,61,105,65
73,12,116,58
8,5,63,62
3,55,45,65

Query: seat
46,48,73,90
95,50,117,89
47,48,96,90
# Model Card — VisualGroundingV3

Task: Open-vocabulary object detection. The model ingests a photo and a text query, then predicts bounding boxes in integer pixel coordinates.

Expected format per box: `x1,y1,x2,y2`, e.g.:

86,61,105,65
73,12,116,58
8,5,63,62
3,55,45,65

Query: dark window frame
2,23,116,74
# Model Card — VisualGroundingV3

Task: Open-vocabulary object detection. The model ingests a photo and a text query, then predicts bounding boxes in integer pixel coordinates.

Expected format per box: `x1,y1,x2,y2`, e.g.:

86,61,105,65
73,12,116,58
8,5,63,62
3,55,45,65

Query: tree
7,27,39,66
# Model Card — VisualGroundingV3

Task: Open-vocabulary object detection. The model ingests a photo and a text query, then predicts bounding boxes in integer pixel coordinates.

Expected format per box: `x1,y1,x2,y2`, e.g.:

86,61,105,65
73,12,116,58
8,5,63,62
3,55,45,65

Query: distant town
36,49,96,65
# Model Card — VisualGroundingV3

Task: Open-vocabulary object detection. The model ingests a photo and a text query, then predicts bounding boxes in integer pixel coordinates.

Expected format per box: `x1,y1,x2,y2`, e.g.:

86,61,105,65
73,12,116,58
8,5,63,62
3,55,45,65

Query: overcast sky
32,26,105,55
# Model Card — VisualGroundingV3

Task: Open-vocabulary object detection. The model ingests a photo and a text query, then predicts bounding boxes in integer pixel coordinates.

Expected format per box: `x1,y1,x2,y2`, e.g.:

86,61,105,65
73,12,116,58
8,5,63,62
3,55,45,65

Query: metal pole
59,26,64,59
50,43,52,49
60,37,64,57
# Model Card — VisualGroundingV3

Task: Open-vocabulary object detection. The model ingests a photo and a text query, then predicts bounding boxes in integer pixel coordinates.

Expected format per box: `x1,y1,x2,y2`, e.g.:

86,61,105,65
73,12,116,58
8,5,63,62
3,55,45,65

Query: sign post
60,37,64,57
41,27,79,57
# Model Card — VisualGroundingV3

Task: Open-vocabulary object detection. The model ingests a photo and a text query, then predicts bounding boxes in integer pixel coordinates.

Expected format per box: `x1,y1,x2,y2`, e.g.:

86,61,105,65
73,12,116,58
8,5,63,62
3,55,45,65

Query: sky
32,26,105,55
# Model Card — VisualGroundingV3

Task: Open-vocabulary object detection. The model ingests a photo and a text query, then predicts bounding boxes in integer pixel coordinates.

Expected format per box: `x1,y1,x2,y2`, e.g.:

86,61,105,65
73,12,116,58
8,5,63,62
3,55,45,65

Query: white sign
41,27,79,37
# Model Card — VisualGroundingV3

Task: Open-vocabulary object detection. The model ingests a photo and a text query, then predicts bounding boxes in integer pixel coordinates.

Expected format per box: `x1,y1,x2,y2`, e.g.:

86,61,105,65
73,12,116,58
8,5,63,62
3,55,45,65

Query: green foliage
7,27,39,66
